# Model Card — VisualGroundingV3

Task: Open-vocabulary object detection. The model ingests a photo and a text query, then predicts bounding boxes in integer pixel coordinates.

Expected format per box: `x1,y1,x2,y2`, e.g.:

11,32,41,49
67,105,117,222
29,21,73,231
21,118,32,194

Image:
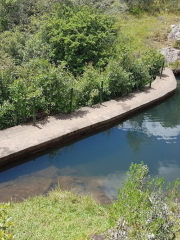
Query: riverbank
4,163,180,240
0,68,177,166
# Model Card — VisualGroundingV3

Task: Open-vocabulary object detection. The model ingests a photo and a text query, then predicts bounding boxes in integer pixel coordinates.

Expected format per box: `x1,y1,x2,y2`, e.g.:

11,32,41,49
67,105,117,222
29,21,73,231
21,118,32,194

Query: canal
0,79,180,204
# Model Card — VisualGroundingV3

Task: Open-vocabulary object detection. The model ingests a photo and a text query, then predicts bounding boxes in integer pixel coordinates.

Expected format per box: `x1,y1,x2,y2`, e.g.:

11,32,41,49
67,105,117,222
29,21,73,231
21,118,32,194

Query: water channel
0,79,180,204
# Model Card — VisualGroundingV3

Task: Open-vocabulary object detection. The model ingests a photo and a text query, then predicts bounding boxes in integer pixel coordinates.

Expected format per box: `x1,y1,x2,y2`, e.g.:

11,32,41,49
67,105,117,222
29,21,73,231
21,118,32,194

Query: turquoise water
0,80,180,204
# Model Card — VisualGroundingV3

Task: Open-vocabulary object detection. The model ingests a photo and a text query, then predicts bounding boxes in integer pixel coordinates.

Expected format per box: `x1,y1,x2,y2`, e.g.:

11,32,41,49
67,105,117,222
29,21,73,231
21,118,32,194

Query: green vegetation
0,203,13,240
109,163,180,239
172,60,180,73
6,188,110,240
173,39,180,49
0,0,168,130
1,163,179,239
1,1,180,239
45,5,117,75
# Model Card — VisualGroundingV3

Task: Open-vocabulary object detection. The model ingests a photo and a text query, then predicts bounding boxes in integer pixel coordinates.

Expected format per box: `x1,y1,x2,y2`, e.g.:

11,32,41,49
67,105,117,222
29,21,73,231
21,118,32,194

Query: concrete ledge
0,68,177,166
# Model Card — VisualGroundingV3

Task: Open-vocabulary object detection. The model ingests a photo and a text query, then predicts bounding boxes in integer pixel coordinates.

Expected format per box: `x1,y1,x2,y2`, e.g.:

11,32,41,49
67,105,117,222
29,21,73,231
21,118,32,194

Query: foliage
125,0,180,14
171,60,180,73
173,40,180,49
0,49,164,130
109,162,180,239
0,203,14,240
74,64,103,106
130,6,145,17
0,0,167,130
140,49,165,78
105,60,131,98
0,30,25,64
0,0,68,32
0,62,75,129
45,4,117,75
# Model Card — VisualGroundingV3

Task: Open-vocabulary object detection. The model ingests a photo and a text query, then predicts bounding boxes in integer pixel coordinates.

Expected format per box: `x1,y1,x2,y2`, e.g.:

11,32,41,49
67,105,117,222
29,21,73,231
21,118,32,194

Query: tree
44,4,117,75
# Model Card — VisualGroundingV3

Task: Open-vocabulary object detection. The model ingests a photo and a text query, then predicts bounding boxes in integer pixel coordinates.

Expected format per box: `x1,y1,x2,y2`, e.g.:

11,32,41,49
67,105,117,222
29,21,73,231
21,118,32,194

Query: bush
171,60,180,73
0,62,76,129
106,60,131,98
108,162,180,239
74,64,102,107
0,30,26,64
140,49,165,78
0,49,164,130
44,4,117,75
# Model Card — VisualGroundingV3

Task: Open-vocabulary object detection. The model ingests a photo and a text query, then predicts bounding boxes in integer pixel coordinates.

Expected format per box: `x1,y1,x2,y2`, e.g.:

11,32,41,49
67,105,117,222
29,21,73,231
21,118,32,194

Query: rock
90,234,105,240
34,166,59,179
0,175,53,202
161,47,180,64
175,31,180,39
157,17,164,21
56,176,112,204
58,166,77,176
168,24,180,40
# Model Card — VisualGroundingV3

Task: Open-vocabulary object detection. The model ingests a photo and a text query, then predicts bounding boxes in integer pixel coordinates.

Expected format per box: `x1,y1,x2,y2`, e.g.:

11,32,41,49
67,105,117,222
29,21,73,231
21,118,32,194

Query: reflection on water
0,81,180,204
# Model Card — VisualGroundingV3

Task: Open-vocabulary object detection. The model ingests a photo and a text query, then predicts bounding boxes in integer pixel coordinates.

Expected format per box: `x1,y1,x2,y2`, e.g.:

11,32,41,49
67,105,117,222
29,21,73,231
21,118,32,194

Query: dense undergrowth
0,0,168,130
1,163,180,239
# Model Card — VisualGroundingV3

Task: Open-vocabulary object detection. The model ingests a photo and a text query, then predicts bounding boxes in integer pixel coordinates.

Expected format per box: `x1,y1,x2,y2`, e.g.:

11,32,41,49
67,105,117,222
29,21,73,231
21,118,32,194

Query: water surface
1,80,180,204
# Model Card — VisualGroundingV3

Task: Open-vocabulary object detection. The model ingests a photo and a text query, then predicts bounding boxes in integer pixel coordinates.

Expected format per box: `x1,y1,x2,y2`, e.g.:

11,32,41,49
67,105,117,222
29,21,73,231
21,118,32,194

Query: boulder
168,24,180,40
161,47,180,64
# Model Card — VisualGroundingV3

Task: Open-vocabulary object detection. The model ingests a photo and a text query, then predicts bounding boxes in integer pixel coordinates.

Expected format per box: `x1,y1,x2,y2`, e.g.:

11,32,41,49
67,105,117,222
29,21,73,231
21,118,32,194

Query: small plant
0,203,14,239
130,6,144,17
109,162,180,239
171,60,180,73
173,40,180,49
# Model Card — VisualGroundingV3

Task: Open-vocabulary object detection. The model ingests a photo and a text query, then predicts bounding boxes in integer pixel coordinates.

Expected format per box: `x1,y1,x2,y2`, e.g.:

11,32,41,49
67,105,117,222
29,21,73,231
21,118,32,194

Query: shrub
0,62,77,129
122,56,151,90
44,4,117,75
109,162,180,239
140,49,165,78
74,64,102,106
0,30,25,64
171,60,180,74
106,60,131,98
37,64,75,113
0,67,15,105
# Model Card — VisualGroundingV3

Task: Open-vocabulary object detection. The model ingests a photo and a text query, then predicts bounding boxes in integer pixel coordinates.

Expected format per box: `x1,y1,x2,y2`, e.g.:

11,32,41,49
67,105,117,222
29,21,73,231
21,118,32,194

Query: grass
173,39,180,49
7,187,113,240
5,163,180,239
116,13,180,53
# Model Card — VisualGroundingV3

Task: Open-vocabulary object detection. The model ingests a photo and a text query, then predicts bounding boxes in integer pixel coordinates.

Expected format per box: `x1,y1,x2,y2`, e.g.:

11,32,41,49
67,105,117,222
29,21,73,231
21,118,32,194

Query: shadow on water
0,79,180,204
